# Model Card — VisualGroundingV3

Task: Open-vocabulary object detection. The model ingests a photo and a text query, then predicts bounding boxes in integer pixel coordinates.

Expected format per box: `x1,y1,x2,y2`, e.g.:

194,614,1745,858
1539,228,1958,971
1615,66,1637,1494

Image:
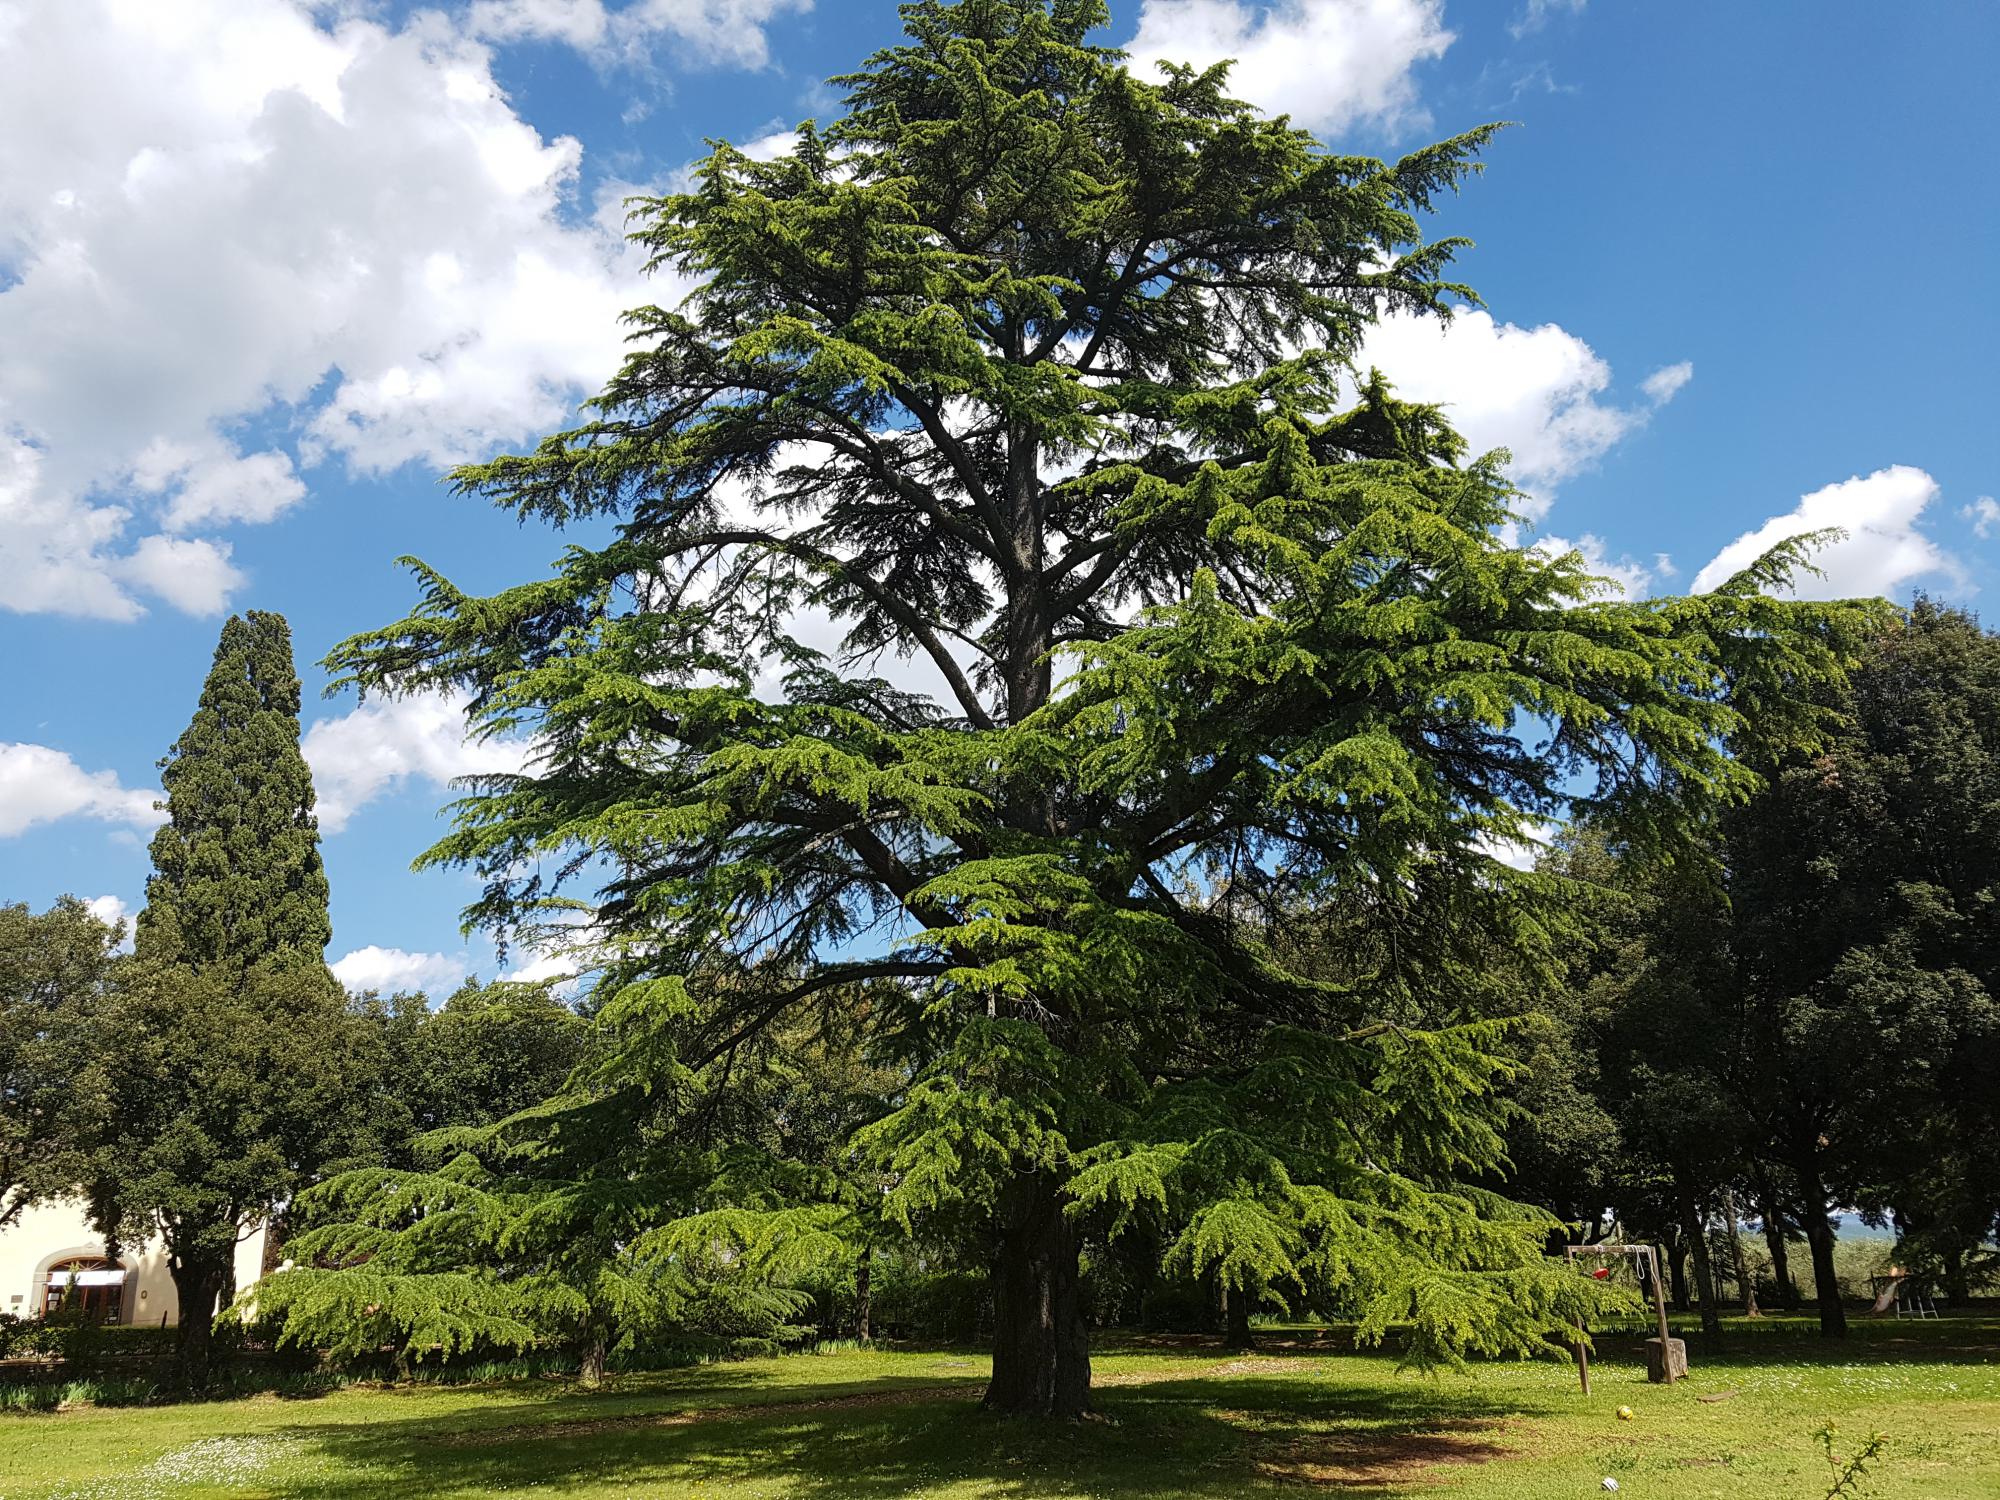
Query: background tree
0,898,120,1228
1725,599,2000,1331
330,0,1870,1415
353,977,593,1167
1534,601,2000,1336
70,612,373,1388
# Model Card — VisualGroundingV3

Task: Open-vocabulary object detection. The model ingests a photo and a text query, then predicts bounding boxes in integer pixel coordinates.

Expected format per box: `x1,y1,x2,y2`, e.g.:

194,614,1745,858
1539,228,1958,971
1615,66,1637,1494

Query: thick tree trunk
984,1173,1090,1418
576,1334,608,1388
855,1246,873,1343
1941,1246,1969,1308
1666,1235,1690,1311
1680,1192,1723,1344
1224,1284,1254,1351
169,1258,225,1391
260,1211,288,1277
1796,1164,1847,1337
1722,1187,1759,1317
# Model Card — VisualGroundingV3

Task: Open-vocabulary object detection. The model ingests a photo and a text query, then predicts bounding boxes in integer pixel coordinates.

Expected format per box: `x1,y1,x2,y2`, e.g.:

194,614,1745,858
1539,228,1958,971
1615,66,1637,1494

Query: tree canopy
0,897,121,1229
329,0,1874,1414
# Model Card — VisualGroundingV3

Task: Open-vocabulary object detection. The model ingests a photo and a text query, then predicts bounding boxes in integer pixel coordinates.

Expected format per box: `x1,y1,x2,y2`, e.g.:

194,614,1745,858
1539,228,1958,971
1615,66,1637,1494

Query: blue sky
3,0,1996,995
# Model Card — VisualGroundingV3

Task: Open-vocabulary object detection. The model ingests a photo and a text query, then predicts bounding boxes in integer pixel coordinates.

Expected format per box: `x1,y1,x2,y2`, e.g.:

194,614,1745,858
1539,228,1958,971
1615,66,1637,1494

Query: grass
0,1314,1994,1498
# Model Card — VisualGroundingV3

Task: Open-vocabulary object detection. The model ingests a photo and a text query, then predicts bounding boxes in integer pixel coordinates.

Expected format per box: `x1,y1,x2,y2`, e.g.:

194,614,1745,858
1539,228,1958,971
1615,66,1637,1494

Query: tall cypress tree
332,0,1874,1415
138,610,331,967
80,611,368,1389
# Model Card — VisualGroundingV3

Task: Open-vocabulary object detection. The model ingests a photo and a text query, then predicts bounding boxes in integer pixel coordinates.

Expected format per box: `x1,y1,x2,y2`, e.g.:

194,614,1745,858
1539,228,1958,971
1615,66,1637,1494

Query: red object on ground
1592,1267,1612,1280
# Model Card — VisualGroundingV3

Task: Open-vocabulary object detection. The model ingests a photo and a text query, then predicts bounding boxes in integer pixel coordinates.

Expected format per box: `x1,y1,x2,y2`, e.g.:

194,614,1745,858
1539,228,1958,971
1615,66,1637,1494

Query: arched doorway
41,1257,127,1323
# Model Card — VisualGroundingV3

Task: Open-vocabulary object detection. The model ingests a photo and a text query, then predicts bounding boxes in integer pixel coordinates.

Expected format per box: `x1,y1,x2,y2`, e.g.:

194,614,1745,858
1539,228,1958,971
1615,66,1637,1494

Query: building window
42,1258,126,1324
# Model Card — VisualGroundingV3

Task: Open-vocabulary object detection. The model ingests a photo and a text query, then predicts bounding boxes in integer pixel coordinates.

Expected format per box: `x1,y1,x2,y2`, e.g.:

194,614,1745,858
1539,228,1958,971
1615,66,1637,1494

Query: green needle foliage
255,1153,823,1385
329,0,1876,1415
258,985,861,1383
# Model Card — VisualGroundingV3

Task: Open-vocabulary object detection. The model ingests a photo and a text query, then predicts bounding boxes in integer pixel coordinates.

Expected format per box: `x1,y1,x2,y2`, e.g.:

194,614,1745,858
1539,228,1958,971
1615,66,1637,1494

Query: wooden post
1565,1246,1590,1395
1641,1245,1686,1384
1644,1245,1673,1368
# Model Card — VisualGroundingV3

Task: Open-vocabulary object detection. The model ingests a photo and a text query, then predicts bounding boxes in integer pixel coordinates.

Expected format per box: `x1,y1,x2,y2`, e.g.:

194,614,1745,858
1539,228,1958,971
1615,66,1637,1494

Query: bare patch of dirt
1249,1418,1514,1489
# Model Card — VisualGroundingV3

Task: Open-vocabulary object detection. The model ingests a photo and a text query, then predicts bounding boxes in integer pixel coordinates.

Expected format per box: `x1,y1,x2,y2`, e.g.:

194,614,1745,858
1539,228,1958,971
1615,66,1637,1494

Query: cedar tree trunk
577,1332,609,1387
1224,1284,1254,1351
984,1173,1090,1418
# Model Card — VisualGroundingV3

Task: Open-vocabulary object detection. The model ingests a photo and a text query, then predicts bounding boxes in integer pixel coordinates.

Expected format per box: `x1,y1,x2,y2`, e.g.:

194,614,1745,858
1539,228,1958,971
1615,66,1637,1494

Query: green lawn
3,1315,1995,1499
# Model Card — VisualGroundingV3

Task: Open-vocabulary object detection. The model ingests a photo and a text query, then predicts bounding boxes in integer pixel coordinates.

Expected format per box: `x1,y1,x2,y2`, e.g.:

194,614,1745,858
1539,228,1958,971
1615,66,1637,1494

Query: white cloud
0,743,163,838
1124,0,1453,138
1358,309,1686,519
1509,0,1585,39
502,948,580,985
84,894,130,928
118,535,245,617
303,690,533,833
1691,465,1957,600
737,126,800,162
1533,533,1659,600
330,944,468,996
1640,360,1694,405
83,894,138,951
0,0,675,621
465,0,810,68
130,438,307,532
1962,495,2000,539
1475,819,1554,871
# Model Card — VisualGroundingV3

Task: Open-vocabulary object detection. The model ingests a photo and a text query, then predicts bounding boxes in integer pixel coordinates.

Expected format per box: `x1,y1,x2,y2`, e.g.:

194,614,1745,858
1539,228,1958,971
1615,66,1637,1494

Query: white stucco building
1,1198,271,1328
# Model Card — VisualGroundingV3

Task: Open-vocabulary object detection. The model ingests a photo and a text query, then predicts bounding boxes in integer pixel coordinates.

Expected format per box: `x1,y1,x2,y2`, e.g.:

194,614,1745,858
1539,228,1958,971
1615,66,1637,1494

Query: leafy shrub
867,1263,988,1344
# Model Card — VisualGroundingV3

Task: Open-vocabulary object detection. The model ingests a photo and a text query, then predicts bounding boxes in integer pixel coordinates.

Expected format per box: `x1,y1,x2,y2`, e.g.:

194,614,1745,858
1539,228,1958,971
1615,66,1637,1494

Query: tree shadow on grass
269,1357,1538,1500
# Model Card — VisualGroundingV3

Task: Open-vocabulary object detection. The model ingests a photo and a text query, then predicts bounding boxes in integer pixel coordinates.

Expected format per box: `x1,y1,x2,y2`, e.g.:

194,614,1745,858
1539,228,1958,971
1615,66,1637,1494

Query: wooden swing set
1564,1243,1686,1394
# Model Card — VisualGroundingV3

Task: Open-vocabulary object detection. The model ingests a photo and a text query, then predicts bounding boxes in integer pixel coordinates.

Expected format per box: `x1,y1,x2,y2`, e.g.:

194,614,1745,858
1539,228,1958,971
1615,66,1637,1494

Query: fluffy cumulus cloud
1961,496,2000,539
84,894,131,928
84,894,139,950
302,690,533,833
0,0,693,623
1124,0,1453,137
0,743,163,838
1691,466,1958,600
1358,308,1690,520
330,944,469,996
